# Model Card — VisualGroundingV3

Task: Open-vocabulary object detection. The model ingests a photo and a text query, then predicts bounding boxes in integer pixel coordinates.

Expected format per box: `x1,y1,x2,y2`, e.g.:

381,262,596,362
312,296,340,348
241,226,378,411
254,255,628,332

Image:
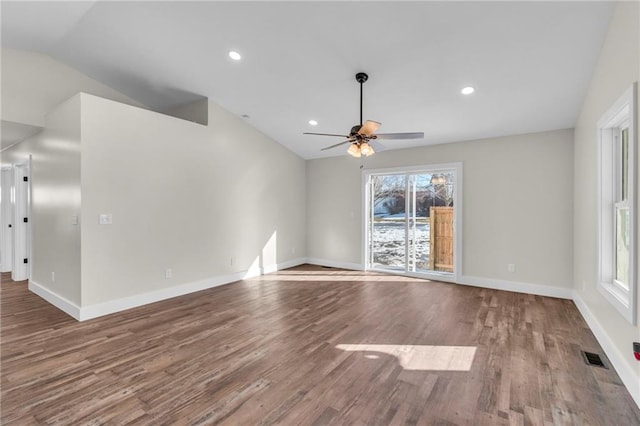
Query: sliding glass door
407,173,431,274
366,165,459,280
370,173,407,271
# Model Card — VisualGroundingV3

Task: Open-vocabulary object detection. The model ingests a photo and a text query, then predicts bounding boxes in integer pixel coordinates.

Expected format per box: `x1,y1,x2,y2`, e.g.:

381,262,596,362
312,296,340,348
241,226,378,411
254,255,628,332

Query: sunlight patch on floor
336,344,476,371
275,270,366,276
248,275,427,282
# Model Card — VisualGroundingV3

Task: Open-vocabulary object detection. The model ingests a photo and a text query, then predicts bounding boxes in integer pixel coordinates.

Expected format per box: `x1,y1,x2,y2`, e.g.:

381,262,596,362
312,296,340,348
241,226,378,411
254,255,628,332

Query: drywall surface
1,48,144,128
573,0,640,402
1,95,82,305
307,129,574,289
162,98,209,126
80,94,305,306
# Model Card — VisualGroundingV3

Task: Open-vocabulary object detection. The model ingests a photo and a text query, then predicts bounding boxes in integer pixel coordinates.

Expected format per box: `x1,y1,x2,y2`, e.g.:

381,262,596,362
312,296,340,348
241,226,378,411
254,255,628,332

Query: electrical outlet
507,264,516,273
99,214,112,225
51,272,55,282
291,247,296,255
165,268,172,279
230,257,234,266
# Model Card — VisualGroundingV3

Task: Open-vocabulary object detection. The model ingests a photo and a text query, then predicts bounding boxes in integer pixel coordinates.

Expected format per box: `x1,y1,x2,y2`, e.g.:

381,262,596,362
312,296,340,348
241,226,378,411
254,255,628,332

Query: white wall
1,48,145,128
1,95,82,305
163,98,209,126
573,1,640,405
1,47,307,316
307,129,574,292
80,93,306,306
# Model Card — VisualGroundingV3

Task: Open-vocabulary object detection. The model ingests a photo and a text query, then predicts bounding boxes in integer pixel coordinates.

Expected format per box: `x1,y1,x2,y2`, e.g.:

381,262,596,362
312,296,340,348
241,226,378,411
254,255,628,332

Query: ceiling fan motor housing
355,72,368,83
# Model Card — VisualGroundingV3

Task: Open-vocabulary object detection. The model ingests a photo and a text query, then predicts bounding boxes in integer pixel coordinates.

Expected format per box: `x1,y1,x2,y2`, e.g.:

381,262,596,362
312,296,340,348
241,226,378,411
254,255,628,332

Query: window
597,83,637,324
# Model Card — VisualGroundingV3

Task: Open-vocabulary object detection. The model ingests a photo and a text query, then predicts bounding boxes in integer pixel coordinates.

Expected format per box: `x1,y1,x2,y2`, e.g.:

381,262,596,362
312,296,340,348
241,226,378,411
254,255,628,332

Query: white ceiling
1,1,613,159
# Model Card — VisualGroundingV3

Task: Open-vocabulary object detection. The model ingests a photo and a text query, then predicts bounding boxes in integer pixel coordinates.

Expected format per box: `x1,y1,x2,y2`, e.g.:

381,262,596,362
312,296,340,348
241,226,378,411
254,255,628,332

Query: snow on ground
371,222,430,270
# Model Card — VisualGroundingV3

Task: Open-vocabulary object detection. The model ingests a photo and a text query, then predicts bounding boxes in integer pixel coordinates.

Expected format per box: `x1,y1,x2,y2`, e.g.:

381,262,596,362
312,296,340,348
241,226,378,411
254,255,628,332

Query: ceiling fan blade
368,140,387,152
303,132,349,137
375,132,424,140
321,140,353,151
358,120,382,136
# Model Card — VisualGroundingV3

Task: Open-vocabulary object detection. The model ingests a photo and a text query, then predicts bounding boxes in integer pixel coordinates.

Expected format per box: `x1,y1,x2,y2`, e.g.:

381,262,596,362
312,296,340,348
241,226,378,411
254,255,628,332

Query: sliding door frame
362,162,463,283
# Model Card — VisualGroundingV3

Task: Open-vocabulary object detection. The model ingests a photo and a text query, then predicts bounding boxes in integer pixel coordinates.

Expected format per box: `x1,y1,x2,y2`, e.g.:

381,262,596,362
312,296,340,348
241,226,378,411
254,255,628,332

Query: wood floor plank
2,266,639,425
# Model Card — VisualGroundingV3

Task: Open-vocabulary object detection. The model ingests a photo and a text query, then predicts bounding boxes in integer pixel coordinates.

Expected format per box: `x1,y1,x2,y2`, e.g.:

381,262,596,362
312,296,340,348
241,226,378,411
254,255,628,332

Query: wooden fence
429,207,454,272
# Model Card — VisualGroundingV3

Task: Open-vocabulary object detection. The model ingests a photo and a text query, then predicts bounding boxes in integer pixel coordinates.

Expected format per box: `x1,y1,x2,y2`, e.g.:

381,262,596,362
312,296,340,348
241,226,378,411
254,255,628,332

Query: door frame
362,162,463,283
12,157,31,281
1,167,14,272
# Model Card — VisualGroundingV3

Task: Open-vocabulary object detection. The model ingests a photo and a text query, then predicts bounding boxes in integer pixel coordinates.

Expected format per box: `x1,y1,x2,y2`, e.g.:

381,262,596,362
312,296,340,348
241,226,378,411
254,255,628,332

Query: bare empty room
1,1,639,424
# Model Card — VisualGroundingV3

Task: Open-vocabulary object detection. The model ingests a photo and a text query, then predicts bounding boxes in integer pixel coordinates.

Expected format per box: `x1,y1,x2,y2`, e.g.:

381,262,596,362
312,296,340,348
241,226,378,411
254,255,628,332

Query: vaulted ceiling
2,1,613,159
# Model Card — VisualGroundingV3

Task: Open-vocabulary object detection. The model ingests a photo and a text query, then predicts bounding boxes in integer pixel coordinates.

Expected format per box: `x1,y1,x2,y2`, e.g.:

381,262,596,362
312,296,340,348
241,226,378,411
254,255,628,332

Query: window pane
615,207,630,287
371,174,406,270
621,127,629,201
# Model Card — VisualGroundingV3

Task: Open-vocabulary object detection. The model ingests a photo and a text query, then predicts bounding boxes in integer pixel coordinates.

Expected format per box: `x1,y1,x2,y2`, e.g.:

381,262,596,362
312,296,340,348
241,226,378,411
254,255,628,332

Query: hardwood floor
2,265,639,425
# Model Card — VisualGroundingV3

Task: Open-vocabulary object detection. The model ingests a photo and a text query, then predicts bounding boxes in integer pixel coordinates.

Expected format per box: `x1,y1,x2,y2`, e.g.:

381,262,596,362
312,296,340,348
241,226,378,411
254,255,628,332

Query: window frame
597,83,637,325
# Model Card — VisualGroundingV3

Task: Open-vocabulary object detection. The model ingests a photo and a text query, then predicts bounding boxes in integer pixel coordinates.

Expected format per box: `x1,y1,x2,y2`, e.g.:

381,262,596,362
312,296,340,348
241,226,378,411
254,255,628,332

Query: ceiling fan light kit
347,143,361,157
360,141,375,157
303,72,424,157
347,140,375,158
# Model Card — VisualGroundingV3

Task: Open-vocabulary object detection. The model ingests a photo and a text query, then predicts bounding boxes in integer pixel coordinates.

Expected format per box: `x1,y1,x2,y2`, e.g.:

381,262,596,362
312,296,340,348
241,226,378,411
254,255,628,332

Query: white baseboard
301,263,573,301
458,275,573,300
572,291,640,409
79,274,241,321
29,281,81,320
276,257,308,271
78,257,308,321
305,257,363,271
244,257,307,278
301,263,573,300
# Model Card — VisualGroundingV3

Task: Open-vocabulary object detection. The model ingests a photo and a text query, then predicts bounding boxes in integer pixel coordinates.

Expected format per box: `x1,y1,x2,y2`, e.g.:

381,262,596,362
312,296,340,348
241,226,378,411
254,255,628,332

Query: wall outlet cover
99,214,112,225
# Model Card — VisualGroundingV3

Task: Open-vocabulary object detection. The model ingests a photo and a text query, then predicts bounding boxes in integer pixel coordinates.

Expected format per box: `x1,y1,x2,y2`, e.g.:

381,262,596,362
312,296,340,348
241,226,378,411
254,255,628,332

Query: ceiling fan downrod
355,72,368,126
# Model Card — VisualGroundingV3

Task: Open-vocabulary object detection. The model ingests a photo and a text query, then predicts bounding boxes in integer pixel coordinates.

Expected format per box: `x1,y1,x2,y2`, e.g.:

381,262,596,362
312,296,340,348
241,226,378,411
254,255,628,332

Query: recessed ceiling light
309,120,318,126
461,86,475,95
228,51,242,61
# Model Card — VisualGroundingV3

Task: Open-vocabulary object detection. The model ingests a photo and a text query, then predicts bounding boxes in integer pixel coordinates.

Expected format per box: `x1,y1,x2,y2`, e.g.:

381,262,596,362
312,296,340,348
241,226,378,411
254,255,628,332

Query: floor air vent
582,351,608,368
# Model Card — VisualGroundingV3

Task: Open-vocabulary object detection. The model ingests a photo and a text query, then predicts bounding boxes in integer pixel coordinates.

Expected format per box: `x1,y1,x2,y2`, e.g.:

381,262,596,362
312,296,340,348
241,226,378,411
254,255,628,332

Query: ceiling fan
303,72,424,157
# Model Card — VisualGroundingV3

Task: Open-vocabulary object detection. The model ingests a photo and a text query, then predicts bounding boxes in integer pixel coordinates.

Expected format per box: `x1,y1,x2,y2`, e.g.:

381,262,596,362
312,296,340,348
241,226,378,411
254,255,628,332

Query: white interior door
1,168,13,272
12,161,30,281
